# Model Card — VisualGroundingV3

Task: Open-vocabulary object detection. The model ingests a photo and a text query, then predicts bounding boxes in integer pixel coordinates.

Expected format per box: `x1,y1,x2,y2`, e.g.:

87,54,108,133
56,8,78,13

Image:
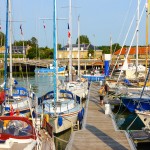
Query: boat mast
4,0,9,94
145,0,150,74
78,15,80,79
8,0,13,97
136,0,139,78
69,0,72,82
53,0,57,113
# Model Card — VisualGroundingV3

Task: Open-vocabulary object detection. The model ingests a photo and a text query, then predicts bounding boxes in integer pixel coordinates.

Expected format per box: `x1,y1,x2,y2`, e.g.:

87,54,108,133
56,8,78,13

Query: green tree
39,47,53,59
26,47,38,59
98,46,110,54
0,31,5,46
76,35,90,44
30,37,38,47
98,43,121,54
57,43,61,50
112,43,121,53
13,40,29,46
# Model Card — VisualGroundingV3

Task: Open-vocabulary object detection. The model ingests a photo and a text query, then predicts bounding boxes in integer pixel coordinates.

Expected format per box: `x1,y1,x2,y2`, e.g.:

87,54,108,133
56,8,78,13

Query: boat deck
66,82,133,150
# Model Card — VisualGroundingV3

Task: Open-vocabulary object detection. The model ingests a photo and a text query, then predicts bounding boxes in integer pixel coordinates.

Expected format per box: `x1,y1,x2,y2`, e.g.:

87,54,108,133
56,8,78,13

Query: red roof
114,46,150,55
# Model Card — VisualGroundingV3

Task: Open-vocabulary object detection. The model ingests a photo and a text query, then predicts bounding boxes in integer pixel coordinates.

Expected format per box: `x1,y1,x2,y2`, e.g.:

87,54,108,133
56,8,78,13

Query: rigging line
126,115,138,131
110,10,136,78
116,2,145,84
110,15,136,78
110,0,144,78
111,0,133,57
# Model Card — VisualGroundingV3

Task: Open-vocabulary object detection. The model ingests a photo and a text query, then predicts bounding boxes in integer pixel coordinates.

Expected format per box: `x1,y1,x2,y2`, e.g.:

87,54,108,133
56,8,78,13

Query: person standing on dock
99,85,106,105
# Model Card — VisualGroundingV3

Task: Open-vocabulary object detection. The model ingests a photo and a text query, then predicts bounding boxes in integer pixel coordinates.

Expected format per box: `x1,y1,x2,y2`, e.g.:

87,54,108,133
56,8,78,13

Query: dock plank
66,82,132,150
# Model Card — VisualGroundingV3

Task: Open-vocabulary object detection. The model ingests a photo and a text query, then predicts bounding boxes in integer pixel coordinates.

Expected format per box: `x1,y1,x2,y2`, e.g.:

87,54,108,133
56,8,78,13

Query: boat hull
50,111,79,134
82,74,105,82
136,111,150,129
121,98,150,113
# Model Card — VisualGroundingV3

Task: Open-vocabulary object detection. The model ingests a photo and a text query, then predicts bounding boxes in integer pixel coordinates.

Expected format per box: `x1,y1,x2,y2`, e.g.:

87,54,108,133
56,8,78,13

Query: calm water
0,74,70,150
1,75,150,150
113,106,150,150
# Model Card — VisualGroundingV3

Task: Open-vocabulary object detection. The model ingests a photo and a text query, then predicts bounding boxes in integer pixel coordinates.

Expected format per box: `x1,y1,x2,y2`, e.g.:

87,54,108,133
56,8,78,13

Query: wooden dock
66,82,135,150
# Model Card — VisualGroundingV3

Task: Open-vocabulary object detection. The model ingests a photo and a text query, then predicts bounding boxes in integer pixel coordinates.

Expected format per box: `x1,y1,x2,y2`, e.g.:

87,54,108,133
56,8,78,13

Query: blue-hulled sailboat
121,0,150,113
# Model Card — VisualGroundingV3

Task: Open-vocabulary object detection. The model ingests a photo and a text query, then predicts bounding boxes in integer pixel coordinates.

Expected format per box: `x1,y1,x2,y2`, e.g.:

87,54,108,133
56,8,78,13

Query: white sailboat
2,0,35,116
65,6,88,99
0,1,56,149
37,0,84,134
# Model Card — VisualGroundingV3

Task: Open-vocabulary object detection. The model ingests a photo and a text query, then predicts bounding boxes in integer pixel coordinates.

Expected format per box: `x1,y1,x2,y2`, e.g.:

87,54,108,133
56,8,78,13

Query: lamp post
89,53,91,60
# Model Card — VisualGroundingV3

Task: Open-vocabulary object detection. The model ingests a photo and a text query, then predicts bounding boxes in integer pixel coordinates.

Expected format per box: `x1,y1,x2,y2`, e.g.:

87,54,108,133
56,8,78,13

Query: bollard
105,104,111,115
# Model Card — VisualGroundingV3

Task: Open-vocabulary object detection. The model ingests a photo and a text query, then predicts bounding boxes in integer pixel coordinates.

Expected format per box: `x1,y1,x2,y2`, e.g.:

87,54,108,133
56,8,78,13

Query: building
0,45,31,54
58,44,103,59
114,46,150,59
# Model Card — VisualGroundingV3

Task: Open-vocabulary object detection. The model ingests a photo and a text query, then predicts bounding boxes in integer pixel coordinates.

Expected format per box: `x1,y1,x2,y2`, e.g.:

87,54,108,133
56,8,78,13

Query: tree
0,31,5,46
13,40,29,46
76,35,90,44
112,43,121,53
98,43,121,54
26,47,38,59
39,47,53,59
57,43,61,50
30,37,38,47
98,46,110,54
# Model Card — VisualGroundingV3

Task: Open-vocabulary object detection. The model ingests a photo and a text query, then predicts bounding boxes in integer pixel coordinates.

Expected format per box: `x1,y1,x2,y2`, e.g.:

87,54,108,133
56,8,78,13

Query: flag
43,21,46,29
68,23,69,29
67,23,71,38
68,31,71,38
20,24,23,35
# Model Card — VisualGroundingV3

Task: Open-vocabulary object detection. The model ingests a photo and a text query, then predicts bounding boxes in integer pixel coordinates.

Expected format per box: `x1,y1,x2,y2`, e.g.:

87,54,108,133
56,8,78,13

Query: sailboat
37,0,83,134
65,15,88,99
0,1,56,149
2,0,35,116
120,0,150,113
34,65,66,76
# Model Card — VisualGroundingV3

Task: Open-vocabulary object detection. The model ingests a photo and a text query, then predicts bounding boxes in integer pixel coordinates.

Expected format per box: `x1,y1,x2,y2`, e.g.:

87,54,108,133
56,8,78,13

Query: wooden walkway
66,82,134,150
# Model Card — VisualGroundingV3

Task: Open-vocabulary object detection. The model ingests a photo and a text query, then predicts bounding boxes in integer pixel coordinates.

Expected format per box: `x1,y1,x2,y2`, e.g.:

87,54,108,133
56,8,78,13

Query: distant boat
34,66,66,75
82,72,105,82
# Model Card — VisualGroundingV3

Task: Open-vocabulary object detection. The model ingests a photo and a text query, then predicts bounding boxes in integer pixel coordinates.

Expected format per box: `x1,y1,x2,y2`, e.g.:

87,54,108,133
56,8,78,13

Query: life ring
42,114,50,128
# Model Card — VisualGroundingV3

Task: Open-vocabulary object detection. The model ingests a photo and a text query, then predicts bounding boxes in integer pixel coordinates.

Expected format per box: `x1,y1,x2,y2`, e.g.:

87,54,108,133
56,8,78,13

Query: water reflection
55,129,71,150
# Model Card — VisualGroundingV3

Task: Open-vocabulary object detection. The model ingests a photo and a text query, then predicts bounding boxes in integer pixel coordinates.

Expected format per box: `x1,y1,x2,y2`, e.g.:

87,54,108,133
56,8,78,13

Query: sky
0,0,148,48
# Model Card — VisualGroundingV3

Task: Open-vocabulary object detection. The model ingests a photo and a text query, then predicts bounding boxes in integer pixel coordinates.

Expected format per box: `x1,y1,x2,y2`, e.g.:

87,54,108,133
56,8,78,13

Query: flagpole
78,15,80,79
8,0,13,96
68,0,72,82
